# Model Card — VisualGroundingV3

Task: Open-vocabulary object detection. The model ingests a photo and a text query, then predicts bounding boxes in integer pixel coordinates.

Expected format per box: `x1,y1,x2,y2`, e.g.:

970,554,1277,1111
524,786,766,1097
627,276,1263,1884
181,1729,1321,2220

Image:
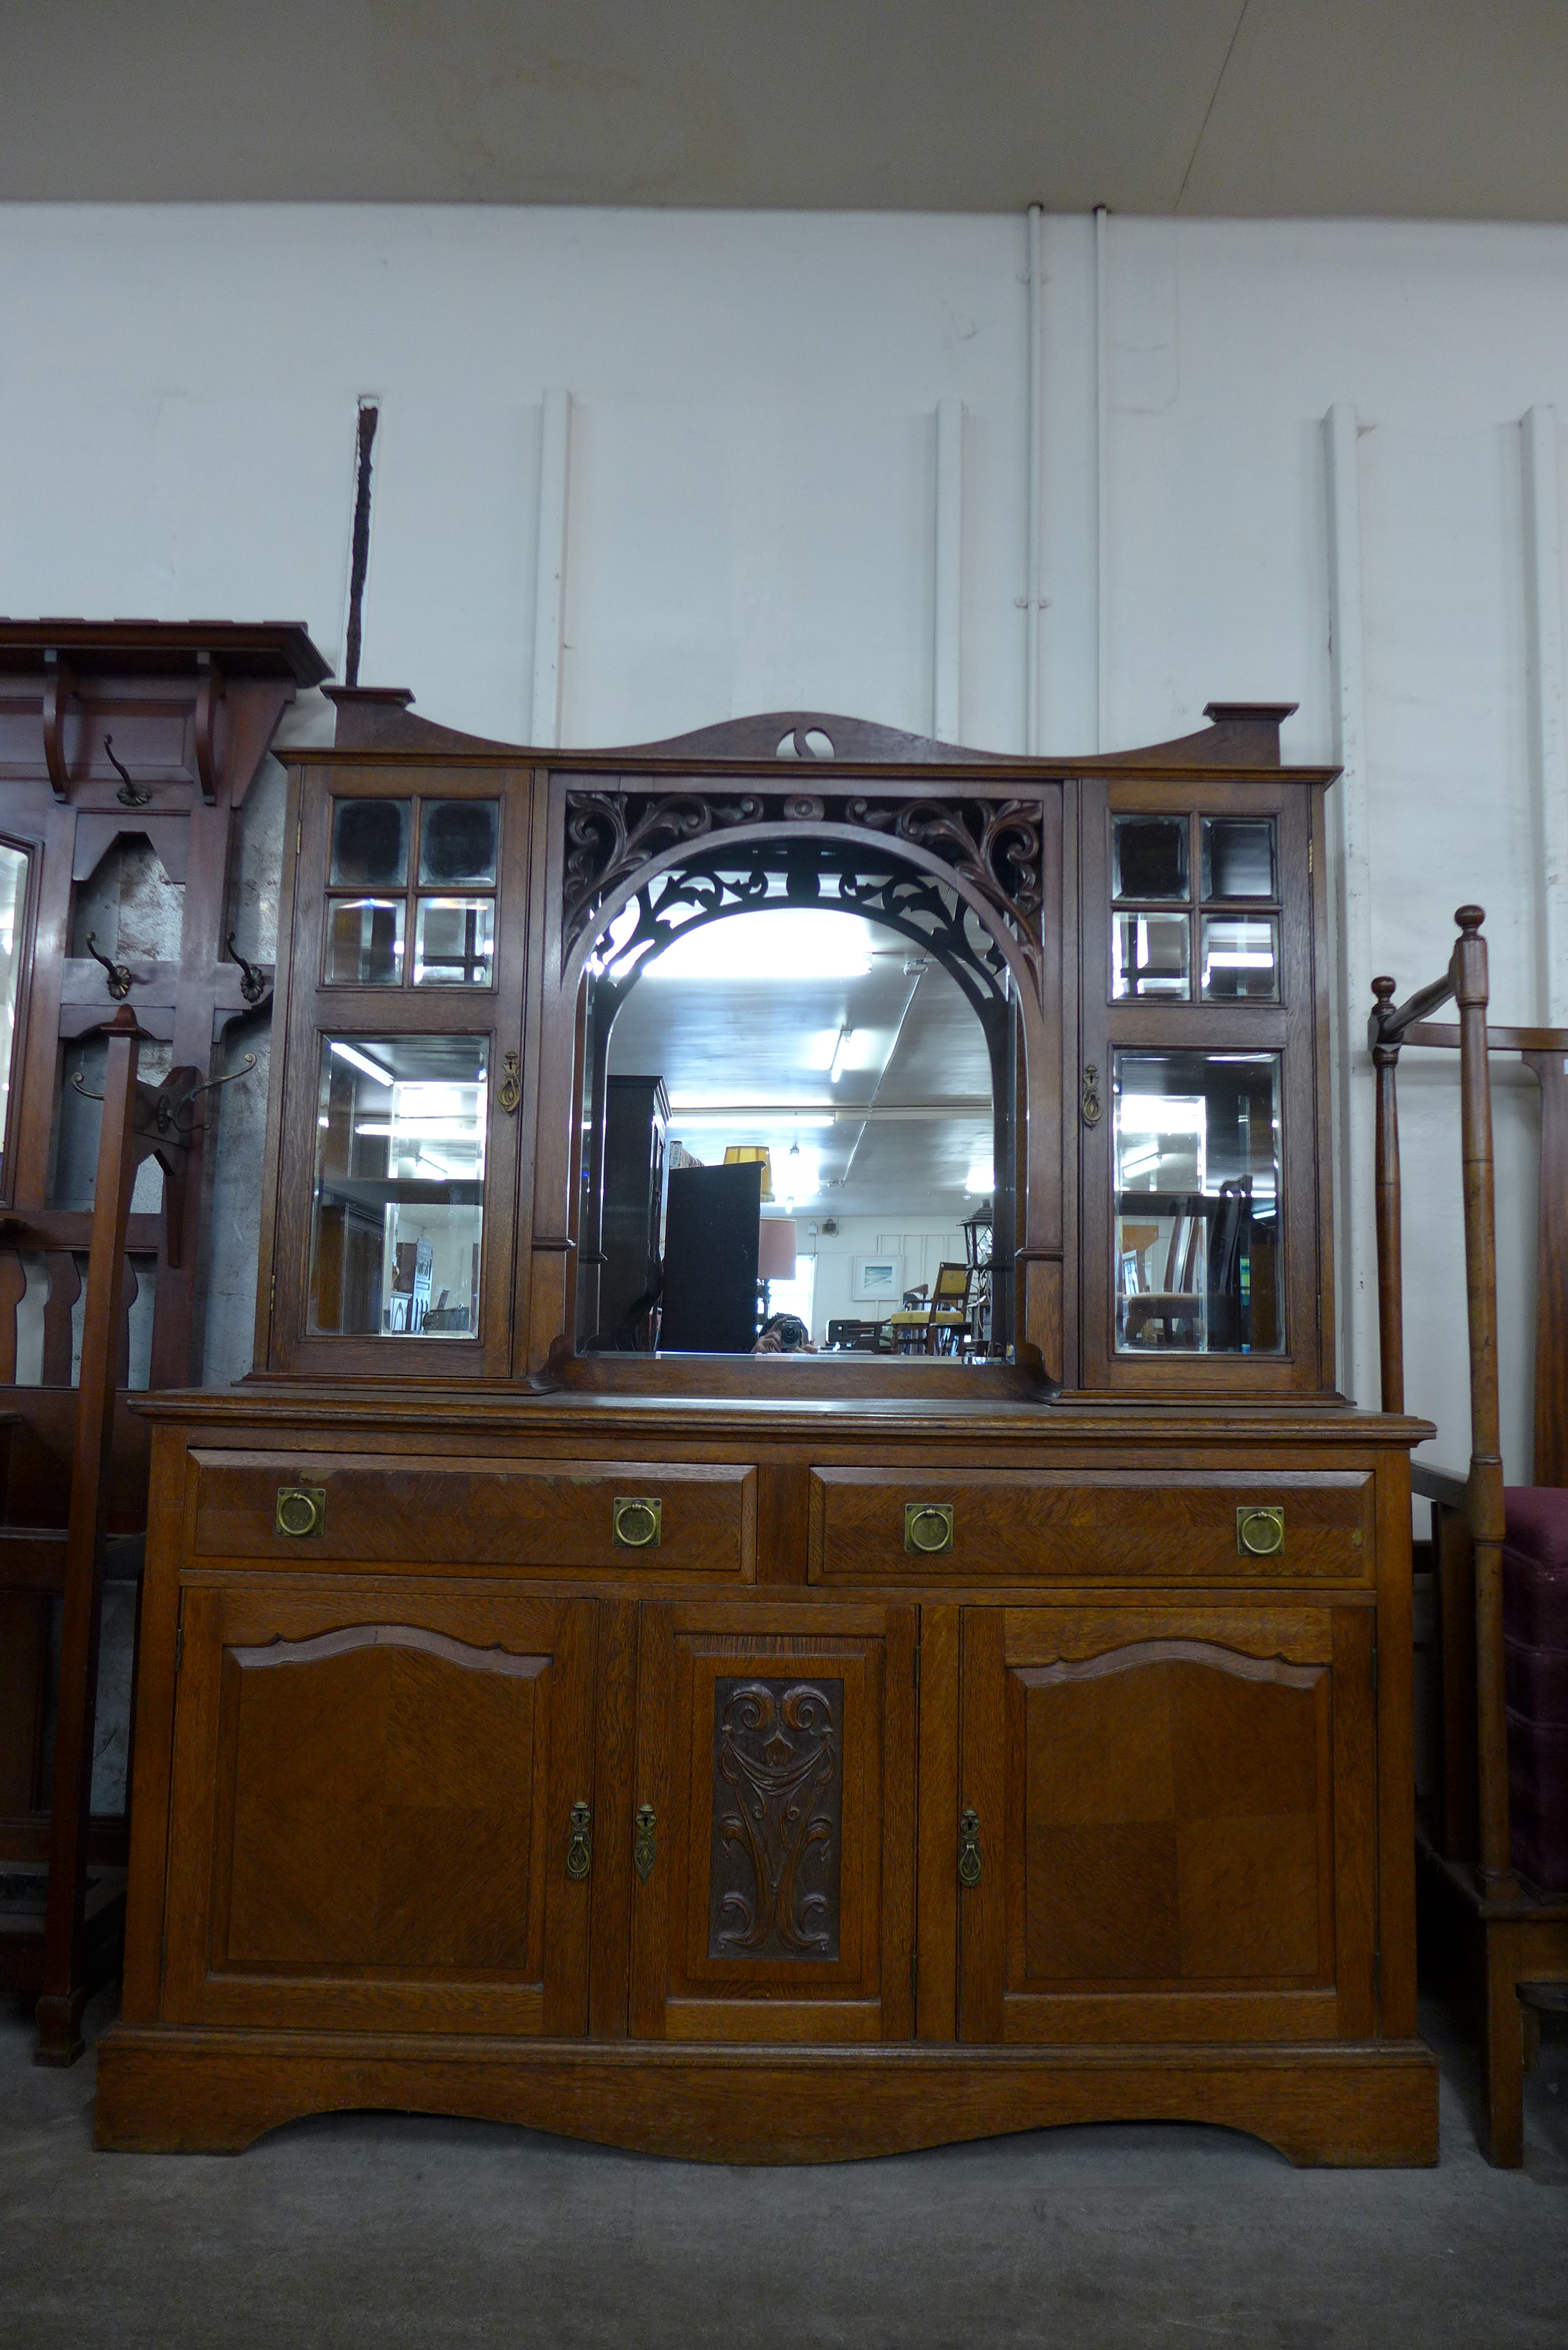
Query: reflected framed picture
852,1255,902,1303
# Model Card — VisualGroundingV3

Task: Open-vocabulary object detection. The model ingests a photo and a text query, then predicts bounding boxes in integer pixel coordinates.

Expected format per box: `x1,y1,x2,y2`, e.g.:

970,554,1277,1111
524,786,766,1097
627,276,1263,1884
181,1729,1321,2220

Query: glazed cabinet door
630,1601,916,2043
161,1585,597,2035
956,1604,1377,2043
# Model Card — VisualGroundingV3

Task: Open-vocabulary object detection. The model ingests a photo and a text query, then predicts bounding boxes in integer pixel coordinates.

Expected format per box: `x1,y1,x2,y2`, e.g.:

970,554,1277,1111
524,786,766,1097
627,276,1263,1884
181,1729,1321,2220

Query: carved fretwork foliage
562,786,1047,1014
709,1677,842,1962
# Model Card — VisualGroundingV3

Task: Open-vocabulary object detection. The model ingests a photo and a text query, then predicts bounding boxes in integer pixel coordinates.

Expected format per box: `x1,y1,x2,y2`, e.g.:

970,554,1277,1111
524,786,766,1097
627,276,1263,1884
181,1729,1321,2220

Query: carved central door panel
630,1602,915,2043
957,1605,1377,2044
161,1586,597,2034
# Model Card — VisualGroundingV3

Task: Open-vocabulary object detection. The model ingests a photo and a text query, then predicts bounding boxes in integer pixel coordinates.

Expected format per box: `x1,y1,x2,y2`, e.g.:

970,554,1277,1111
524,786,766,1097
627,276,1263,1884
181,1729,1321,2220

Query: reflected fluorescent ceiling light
354,1123,481,1141
642,908,874,982
330,1041,395,1087
828,1026,853,1083
966,1159,994,1192
1118,1095,1206,1135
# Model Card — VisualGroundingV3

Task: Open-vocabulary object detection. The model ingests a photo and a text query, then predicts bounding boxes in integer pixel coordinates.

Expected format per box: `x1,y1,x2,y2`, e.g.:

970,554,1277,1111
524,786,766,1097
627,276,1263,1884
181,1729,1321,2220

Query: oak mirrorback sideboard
94,693,1439,2165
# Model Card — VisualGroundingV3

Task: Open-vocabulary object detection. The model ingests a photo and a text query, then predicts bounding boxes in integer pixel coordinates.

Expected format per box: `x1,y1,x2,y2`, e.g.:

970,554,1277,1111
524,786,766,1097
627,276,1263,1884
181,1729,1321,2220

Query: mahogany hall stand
1370,916,1568,2165
95,696,1439,2165
0,624,325,2055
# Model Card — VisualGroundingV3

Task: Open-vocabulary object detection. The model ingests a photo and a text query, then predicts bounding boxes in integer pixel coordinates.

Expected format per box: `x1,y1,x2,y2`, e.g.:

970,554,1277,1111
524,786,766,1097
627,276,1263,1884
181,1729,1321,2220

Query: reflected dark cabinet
100,696,1438,2172
590,1074,668,1351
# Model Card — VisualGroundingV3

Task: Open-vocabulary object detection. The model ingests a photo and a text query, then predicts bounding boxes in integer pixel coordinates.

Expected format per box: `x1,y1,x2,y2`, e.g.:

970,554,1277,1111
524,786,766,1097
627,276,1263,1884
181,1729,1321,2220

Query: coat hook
173,1054,258,1131
225,934,267,1005
85,933,134,1000
103,734,151,808
71,1070,104,1102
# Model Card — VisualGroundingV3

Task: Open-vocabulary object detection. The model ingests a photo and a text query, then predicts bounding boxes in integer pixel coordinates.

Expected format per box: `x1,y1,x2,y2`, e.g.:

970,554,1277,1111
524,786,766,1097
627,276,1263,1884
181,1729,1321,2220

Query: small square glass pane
1113,816,1188,902
324,898,405,985
0,843,29,1179
1113,912,1190,1001
1202,817,1275,901
419,800,498,886
1112,1048,1282,1355
1202,914,1279,1001
414,897,496,986
330,800,409,887
310,1034,488,1339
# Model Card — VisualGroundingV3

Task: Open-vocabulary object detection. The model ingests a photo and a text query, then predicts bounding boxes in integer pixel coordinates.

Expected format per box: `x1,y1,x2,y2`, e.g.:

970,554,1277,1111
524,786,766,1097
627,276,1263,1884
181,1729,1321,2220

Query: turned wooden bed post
1370,974,1405,1413
34,1006,208,2062
1451,907,1515,1896
34,1007,147,2062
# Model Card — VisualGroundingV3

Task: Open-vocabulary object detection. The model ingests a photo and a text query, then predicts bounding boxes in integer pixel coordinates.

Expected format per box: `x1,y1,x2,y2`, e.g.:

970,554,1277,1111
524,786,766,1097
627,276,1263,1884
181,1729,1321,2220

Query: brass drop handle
275,1486,325,1538
566,1799,592,1881
633,1803,657,1881
905,1502,954,1555
1081,1063,1103,1126
958,1805,982,1887
613,1496,662,1549
497,1051,522,1115
1236,1505,1286,1558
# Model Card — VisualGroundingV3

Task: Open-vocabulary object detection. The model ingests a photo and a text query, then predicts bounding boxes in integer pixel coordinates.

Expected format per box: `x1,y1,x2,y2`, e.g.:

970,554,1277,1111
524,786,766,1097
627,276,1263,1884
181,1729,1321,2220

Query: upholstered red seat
1503,1488,1568,1889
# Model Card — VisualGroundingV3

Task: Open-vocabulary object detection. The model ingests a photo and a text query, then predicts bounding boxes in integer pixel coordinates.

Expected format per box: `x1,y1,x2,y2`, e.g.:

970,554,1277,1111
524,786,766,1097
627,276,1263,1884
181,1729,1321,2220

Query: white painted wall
0,204,1564,1477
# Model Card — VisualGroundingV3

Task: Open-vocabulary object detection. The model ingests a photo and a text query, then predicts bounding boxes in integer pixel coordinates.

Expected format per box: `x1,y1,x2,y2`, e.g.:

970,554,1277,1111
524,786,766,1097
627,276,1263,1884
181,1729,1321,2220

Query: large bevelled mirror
574,854,1014,1364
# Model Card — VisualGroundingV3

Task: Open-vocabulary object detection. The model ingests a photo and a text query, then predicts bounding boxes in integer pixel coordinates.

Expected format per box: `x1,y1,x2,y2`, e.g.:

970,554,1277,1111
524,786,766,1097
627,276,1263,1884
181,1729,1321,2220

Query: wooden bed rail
1370,907,1514,1895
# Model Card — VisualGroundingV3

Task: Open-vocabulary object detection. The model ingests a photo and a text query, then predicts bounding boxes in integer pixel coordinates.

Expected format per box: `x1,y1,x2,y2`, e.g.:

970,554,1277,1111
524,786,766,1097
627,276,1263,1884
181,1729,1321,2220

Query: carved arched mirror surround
528,774,1065,1389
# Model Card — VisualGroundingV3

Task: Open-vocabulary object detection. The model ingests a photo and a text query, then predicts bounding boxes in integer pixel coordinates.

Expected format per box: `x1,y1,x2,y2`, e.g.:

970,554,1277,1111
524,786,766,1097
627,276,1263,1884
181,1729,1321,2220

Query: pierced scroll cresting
562,786,1047,1004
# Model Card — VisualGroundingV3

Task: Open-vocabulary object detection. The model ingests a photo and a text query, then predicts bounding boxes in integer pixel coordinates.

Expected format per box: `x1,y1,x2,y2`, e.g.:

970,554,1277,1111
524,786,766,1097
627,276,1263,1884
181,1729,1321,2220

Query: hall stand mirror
97,691,1440,2170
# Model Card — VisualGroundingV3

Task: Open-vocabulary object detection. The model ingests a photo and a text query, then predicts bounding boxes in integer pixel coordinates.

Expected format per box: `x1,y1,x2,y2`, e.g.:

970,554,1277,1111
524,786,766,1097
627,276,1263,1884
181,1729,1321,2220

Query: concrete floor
2,1992,1565,2349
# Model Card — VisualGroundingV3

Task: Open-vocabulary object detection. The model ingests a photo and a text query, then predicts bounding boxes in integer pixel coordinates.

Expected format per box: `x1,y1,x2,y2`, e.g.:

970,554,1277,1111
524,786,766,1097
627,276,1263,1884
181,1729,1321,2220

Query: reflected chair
1121,1207,1207,1350
890,1262,973,1355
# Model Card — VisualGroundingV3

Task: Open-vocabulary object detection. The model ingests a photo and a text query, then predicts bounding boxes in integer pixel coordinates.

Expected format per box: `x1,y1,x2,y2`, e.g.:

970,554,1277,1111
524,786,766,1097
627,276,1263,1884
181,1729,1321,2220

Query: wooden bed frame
1369,909,1568,2164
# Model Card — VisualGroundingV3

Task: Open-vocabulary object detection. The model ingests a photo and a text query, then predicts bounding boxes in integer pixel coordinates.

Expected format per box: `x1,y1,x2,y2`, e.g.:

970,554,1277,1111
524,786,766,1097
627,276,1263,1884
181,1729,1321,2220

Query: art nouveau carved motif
709,1677,842,1960
562,785,1047,1006
579,836,1014,1056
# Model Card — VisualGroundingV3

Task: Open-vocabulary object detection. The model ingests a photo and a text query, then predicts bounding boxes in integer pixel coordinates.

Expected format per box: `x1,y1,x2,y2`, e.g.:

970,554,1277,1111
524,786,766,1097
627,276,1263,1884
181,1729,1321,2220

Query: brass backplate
613,1495,662,1550
633,1803,657,1883
905,1502,954,1555
275,1486,326,1539
1236,1504,1286,1558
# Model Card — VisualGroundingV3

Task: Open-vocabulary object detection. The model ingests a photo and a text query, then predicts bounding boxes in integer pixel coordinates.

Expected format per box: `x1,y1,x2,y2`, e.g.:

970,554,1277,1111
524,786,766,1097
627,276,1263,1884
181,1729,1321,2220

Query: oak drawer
189,1452,756,1576
808,1468,1372,1582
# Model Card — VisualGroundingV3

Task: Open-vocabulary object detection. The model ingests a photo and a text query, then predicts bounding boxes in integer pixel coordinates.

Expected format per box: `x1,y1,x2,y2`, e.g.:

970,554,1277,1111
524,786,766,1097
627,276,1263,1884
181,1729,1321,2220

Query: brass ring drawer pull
1236,1505,1286,1558
613,1496,662,1549
566,1800,592,1881
633,1804,657,1881
958,1805,982,1887
276,1486,325,1538
905,1502,954,1555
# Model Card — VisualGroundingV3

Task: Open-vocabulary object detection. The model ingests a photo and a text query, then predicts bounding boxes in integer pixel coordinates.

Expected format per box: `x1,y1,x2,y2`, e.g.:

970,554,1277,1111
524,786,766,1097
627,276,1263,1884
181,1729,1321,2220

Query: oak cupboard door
629,1602,917,2045
957,1606,1377,2045
161,1586,597,2036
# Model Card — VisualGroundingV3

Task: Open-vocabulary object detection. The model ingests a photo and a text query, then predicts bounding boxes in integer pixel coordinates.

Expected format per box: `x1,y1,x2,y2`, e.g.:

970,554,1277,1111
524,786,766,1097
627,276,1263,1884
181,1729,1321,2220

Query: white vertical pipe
1093,204,1109,752
1025,204,1044,754
531,388,573,748
1522,406,1568,1023
934,396,964,742
1324,401,1376,1407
